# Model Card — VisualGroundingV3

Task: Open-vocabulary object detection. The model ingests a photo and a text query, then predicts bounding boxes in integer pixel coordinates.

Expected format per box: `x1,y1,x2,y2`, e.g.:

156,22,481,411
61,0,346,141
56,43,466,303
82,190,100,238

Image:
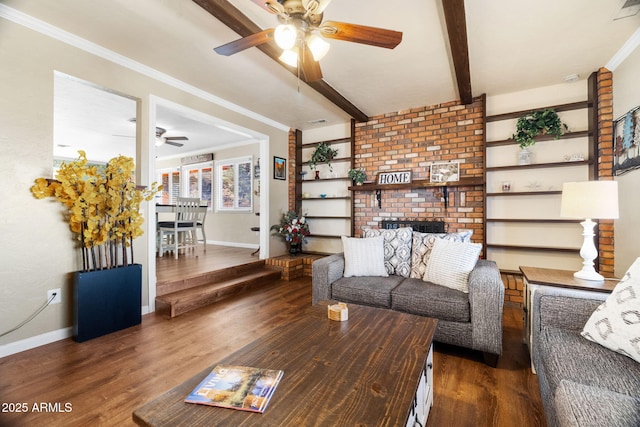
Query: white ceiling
7,0,640,161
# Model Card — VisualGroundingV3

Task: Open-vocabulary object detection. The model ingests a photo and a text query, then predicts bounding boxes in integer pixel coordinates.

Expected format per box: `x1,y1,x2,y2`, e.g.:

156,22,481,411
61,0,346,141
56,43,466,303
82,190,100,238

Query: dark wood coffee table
133,302,436,426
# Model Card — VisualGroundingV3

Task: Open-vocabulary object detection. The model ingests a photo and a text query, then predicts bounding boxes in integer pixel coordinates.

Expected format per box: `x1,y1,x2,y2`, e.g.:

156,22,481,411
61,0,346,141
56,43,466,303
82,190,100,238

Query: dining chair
158,197,200,259
196,204,207,252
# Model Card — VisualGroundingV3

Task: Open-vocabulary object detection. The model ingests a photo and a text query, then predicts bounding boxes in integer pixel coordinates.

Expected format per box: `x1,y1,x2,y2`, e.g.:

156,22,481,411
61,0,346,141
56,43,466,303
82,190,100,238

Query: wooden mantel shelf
349,177,484,192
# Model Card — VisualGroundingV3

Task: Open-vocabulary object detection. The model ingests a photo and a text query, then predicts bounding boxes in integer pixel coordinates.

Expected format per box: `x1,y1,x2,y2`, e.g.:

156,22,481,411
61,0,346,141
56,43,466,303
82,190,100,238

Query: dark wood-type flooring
0,248,546,426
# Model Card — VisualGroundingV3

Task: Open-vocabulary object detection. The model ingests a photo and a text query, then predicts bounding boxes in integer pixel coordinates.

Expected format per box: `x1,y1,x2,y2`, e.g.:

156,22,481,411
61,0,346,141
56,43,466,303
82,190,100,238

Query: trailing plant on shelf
512,108,569,148
30,150,161,272
309,142,338,171
348,167,367,185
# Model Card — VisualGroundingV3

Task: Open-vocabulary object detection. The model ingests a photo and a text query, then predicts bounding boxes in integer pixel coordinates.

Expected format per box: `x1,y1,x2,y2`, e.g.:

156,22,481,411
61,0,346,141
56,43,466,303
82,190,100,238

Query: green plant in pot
348,167,367,185
309,142,338,172
512,108,569,148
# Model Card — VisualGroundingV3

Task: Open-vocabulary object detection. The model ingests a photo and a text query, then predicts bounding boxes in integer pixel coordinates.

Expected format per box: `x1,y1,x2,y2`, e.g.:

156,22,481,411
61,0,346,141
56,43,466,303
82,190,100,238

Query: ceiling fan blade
165,136,188,141
214,29,275,56
320,21,403,49
164,140,184,148
301,47,323,82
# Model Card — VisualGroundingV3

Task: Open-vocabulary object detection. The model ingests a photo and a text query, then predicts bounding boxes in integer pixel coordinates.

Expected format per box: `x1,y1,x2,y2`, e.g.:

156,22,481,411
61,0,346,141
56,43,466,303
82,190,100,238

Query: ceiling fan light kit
216,0,403,83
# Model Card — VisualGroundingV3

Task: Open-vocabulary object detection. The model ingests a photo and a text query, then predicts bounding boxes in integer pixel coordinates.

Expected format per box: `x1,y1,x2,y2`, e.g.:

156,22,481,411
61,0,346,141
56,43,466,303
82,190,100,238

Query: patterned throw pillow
341,236,389,277
410,230,473,279
423,238,481,293
582,257,640,363
362,227,413,278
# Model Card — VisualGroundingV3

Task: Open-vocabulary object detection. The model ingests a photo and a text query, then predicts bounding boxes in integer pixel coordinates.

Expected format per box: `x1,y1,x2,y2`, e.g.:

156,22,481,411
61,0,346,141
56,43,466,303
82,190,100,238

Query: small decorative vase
518,147,532,165
315,170,320,180
289,242,302,255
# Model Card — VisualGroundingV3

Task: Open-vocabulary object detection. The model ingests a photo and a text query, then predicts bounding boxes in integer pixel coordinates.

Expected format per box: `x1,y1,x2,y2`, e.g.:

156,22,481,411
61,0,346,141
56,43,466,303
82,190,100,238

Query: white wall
612,44,640,276
486,81,590,271
0,15,288,353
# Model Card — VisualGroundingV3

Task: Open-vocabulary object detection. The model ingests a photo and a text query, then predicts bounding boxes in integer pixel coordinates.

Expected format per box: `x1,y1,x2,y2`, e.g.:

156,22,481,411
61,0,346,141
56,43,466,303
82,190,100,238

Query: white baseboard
0,327,73,359
208,240,259,250
1,306,151,359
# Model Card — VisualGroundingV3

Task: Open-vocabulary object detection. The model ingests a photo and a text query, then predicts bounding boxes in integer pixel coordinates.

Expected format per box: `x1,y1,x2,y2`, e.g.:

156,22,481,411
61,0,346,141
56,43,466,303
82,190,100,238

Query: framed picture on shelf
273,156,286,180
430,161,460,182
613,105,640,176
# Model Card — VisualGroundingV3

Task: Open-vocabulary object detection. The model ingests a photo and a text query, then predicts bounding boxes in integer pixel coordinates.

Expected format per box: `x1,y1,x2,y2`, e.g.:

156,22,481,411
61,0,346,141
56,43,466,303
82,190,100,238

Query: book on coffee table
184,364,284,413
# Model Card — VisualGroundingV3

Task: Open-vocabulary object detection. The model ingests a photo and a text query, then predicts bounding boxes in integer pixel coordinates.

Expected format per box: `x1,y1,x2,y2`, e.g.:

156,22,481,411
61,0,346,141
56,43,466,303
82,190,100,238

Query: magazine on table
185,364,284,413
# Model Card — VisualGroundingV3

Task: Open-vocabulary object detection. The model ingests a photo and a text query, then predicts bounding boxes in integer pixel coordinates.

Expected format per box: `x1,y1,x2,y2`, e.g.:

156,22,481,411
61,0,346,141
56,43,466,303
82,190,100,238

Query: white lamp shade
306,34,330,61
274,24,297,50
279,48,298,67
560,181,619,219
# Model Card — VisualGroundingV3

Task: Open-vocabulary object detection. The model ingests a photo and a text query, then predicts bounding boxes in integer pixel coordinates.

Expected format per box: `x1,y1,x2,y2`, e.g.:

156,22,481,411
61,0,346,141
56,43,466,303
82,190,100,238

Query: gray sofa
532,287,640,427
312,253,504,366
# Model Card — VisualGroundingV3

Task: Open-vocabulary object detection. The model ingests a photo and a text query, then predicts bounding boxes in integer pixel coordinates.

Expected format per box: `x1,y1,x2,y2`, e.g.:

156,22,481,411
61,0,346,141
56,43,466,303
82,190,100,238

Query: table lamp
560,181,619,281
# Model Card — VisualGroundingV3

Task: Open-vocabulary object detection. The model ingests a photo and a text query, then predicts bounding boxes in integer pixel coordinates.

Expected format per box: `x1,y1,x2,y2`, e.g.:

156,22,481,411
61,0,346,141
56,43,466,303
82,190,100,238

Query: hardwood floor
0,276,545,427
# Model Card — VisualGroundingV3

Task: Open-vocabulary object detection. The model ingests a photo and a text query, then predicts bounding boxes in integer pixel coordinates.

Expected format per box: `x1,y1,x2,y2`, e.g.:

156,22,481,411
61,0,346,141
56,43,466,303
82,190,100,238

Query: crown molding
0,4,290,133
606,26,640,71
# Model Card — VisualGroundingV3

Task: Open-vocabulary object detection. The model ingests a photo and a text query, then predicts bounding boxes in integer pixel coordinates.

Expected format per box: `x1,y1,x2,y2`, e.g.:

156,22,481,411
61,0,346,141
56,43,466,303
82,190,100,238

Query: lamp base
574,269,604,281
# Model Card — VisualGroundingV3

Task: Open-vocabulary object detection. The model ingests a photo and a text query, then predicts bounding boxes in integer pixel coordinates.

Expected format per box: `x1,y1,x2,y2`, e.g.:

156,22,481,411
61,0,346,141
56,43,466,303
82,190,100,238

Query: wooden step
155,268,281,318
156,260,269,297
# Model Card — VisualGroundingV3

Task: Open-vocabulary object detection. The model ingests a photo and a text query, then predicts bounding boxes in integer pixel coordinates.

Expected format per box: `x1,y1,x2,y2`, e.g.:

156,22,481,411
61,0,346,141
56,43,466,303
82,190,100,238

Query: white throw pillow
341,236,389,278
582,257,640,363
410,230,473,279
423,238,481,293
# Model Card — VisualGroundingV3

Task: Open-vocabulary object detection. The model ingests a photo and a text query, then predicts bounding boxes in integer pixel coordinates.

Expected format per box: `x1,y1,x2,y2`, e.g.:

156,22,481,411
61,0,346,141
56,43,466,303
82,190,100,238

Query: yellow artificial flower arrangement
31,151,161,272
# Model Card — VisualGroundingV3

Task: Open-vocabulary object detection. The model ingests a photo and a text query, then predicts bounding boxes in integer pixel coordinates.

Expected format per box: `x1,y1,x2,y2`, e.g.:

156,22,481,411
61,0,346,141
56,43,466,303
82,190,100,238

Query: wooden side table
519,266,618,373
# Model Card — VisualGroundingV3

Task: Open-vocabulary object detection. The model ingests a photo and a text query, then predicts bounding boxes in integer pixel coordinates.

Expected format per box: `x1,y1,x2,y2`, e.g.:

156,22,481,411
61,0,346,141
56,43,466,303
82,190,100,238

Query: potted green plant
309,142,338,172
31,150,161,342
348,167,367,185
270,211,310,255
512,109,568,165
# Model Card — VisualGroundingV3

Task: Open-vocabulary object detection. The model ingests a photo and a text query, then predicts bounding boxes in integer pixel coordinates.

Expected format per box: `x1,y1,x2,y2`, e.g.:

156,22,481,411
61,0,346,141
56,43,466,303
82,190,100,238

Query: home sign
377,170,412,185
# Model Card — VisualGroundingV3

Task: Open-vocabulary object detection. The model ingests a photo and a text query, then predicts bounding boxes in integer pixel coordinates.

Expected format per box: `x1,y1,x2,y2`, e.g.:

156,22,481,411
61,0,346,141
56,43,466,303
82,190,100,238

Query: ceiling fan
155,127,188,147
213,0,403,82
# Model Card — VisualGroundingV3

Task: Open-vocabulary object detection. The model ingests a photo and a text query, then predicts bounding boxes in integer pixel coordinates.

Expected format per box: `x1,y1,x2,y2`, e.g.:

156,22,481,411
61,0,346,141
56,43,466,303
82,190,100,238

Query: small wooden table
520,266,618,372
133,303,436,427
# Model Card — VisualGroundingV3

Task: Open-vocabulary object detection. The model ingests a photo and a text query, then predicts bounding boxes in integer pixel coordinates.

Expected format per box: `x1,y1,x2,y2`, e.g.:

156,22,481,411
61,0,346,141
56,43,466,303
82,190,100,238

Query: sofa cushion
363,227,413,278
391,278,470,323
341,236,388,278
331,275,404,308
555,380,640,427
423,239,481,293
582,257,640,363
538,327,640,398
410,230,473,279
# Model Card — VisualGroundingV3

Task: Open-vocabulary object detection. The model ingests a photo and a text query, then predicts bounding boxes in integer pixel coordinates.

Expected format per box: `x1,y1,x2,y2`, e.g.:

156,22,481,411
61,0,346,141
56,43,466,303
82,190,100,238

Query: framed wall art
429,161,460,182
273,156,286,180
614,105,640,176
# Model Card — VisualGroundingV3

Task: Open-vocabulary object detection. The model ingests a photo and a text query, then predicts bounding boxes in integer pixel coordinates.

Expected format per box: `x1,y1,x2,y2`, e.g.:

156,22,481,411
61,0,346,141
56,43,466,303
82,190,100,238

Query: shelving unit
484,74,599,271
350,177,484,209
295,122,355,254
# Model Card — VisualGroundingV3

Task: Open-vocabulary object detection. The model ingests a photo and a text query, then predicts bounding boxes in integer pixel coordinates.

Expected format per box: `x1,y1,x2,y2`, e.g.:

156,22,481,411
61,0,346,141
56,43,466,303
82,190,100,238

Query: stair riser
156,260,267,296
158,271,281,318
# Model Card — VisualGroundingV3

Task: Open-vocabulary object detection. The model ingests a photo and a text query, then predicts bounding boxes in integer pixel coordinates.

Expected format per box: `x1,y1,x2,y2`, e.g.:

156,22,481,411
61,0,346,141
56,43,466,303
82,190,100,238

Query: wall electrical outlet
47,288,61,304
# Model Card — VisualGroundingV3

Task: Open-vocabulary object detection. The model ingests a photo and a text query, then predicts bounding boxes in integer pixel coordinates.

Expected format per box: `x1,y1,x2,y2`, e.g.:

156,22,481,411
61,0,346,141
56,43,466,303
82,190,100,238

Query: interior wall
612,44,640,275
0,17,288,353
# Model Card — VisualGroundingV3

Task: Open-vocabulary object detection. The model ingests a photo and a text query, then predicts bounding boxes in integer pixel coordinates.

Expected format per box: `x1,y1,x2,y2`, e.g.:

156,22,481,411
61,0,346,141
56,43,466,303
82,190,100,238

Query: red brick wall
595,68,616,277
352,96,486,249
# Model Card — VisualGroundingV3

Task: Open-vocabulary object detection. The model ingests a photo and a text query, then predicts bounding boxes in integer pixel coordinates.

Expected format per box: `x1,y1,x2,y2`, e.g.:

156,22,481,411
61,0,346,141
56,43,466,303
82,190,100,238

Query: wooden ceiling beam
442,0,473,105
192,0,369,122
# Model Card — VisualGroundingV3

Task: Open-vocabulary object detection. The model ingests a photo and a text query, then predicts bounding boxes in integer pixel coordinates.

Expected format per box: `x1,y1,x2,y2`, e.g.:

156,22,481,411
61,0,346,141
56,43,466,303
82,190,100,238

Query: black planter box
73,264,142,342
